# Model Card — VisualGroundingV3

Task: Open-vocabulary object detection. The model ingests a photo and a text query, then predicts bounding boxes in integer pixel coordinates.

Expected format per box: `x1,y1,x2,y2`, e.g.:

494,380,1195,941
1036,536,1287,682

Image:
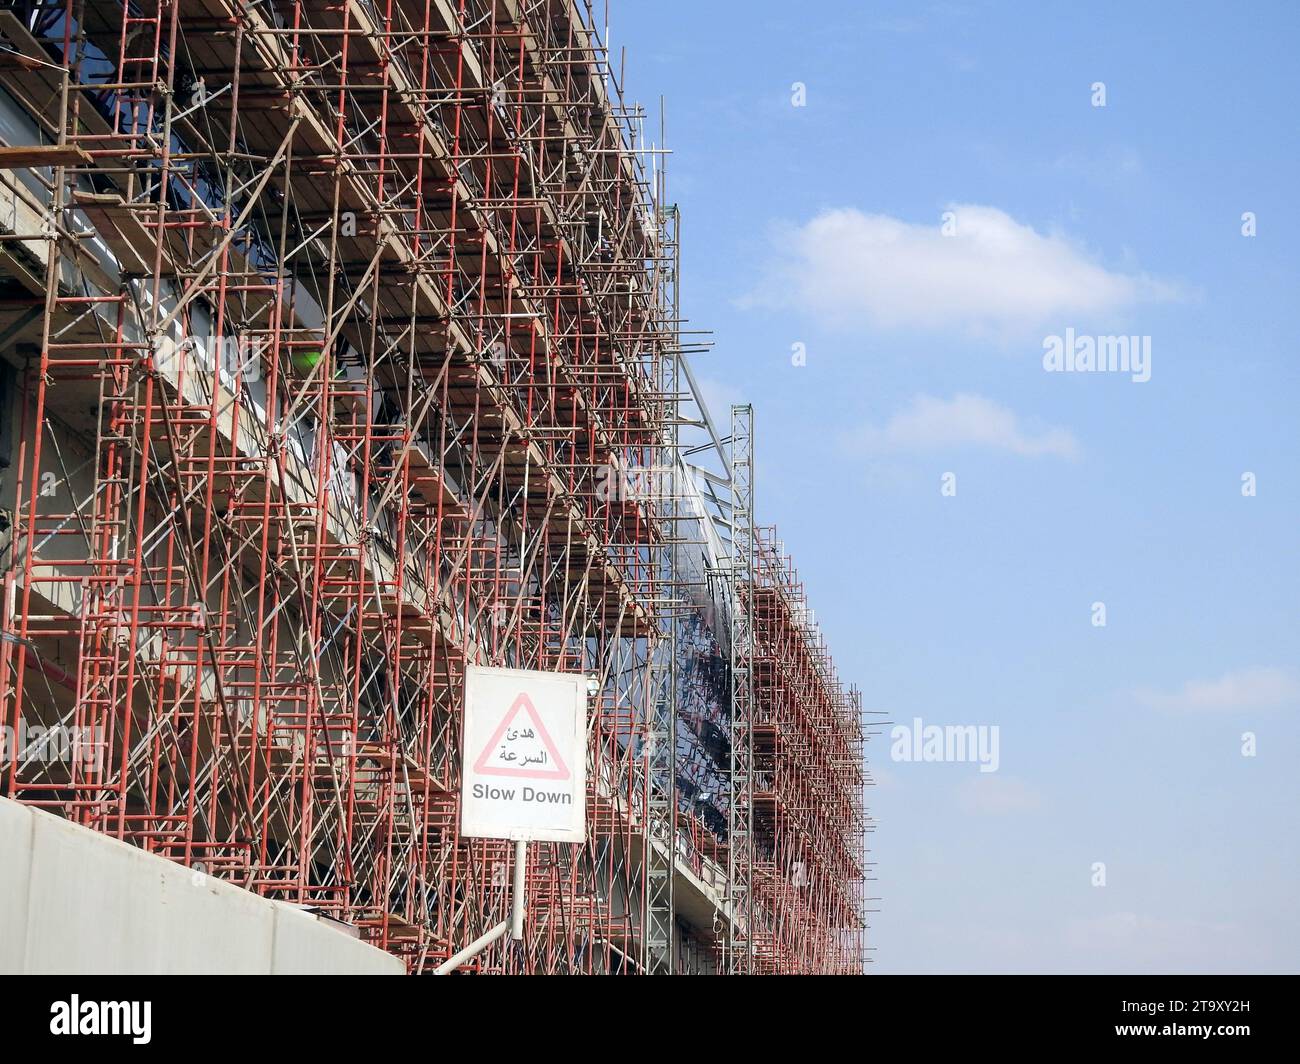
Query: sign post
436,665,587,973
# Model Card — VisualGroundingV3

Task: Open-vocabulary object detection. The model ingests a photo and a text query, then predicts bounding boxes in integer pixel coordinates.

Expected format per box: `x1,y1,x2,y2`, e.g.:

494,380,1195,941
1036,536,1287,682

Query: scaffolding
0,0,865,974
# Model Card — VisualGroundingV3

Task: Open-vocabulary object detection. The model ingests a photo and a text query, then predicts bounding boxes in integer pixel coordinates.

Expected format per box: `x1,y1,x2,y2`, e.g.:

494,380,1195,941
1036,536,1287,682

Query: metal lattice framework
0,0,865,974
726,402,755,973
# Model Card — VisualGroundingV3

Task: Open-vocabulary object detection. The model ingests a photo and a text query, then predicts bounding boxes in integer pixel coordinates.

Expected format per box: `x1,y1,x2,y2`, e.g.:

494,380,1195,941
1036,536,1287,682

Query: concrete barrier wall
0,797,402,974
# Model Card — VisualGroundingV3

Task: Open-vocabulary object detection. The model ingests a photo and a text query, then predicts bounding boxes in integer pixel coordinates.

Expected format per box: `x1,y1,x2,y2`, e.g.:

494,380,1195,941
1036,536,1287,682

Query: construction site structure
0,0,867,974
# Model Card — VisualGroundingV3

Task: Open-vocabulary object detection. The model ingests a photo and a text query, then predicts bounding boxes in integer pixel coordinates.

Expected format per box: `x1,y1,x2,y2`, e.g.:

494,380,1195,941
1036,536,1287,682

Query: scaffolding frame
0,0,865,974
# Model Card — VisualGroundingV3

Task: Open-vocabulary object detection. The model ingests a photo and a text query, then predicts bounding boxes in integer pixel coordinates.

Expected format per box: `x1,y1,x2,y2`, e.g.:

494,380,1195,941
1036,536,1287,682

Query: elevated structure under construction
0,0,866,973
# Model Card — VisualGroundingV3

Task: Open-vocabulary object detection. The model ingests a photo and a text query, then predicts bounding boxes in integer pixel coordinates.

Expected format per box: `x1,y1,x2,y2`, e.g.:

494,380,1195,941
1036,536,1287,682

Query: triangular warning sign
472,692,570,780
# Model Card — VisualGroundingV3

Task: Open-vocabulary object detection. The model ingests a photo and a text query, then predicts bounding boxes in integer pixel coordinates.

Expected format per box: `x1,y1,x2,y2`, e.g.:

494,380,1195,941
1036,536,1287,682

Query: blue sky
618,0,1300,972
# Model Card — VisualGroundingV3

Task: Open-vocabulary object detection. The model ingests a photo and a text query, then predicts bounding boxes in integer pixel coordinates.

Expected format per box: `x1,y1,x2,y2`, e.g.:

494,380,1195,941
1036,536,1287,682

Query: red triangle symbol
472,692,570,780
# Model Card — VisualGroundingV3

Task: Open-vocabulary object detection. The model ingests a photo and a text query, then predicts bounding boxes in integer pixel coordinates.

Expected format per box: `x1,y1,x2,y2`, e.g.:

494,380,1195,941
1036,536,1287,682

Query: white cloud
849,393,1080,459
958,775,1043,815
740,205,1178,335
1136,666,1300,712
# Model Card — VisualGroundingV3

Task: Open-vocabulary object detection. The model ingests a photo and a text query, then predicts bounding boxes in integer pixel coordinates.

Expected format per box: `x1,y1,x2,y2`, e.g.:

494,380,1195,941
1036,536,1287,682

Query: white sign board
460,665,587,843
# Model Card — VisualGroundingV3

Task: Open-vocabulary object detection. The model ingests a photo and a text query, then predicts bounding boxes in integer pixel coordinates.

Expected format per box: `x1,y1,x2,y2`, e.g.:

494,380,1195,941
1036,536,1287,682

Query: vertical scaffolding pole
727,403,755,974
642,196,680,973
